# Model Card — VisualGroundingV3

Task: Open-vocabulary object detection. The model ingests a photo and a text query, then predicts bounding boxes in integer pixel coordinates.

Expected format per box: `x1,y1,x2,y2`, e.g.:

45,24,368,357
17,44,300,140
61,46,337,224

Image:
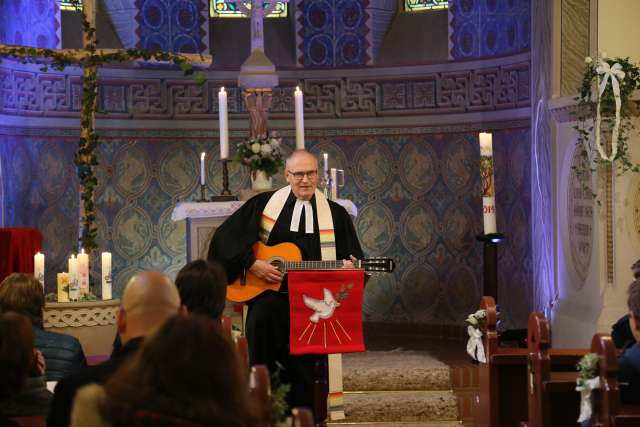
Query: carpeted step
343,350,451,391
340,390,459,423
329,423,461,426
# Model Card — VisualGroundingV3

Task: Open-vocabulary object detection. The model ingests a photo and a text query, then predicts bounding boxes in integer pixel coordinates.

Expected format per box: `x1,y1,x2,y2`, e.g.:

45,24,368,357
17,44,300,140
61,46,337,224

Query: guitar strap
260,186,345,420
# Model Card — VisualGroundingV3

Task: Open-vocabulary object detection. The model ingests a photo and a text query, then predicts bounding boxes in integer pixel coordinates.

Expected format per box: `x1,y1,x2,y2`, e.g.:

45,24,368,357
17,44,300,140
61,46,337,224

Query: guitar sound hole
270,259,284,273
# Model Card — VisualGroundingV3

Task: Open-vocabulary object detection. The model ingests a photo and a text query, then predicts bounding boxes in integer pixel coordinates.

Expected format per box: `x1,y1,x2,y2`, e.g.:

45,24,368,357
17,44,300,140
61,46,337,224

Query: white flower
474,309,487,319
260,144,273,155
270,138,280,148
251,143,261,154
467,316,478,326
585,56,593,64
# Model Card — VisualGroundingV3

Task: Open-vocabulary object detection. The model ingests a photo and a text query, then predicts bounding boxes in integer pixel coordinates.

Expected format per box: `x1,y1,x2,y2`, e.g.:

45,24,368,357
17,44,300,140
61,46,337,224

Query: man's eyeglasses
287,170,318,181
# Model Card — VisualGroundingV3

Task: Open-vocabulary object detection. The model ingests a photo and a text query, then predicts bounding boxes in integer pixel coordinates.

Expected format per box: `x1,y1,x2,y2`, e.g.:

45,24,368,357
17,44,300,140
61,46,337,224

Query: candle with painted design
200,152,206,186
479,132,497,234
218,87,229,159
77,249,89,296
68,255,78,301
294,86,305,149
57,273,69,303
34,252,44,290
101,252,112,300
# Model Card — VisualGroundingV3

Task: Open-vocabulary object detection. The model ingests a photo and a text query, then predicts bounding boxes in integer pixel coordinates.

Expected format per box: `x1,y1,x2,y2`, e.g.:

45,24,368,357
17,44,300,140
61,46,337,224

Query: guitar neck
283,260,347,271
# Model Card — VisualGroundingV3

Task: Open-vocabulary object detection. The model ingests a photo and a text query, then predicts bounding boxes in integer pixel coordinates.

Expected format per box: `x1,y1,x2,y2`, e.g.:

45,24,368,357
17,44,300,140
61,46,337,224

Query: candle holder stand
211,159,238,201
198,184,207,202
475,232,505,302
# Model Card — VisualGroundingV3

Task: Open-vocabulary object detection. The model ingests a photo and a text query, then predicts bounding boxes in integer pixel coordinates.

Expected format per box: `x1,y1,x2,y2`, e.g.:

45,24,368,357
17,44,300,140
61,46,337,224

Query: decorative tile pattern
297,0,373,67
135,0,209,53
0,0,61,48
449,0,530,60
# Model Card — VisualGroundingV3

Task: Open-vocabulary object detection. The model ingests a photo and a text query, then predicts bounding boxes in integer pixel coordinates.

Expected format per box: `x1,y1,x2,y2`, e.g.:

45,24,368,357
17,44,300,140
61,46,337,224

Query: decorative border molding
0,56,530,121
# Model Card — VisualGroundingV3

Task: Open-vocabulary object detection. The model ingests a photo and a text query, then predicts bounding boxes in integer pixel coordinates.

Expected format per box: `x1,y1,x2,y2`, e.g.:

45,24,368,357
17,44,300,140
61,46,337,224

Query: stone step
339,390,459,423
343,350,451,391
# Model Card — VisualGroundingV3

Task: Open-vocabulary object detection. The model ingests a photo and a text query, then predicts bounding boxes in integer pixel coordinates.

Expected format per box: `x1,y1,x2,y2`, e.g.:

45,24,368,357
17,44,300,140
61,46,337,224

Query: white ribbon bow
466,325,487,363
290,200,314,233
595,61,626,161
576,376,601,422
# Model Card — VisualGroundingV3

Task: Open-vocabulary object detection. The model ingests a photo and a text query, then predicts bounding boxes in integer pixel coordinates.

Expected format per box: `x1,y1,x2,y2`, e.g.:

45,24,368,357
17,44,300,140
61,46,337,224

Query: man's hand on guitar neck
249,259,284,284
342,255,357,269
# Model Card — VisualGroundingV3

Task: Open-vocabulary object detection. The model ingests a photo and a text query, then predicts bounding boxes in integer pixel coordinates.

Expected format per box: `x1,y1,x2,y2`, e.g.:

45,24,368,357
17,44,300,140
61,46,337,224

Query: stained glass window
210,0,287,18
404,0,448,12
60,1,82,11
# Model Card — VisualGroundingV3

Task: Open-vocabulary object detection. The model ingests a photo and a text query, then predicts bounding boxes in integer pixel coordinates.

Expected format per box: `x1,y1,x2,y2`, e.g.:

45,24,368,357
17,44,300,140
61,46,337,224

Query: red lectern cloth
289,270,365,355
0,228,43,283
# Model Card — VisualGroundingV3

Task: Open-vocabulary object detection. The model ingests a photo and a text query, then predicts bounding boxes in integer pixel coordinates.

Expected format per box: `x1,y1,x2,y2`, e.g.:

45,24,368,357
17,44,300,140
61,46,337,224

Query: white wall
598,0,640,62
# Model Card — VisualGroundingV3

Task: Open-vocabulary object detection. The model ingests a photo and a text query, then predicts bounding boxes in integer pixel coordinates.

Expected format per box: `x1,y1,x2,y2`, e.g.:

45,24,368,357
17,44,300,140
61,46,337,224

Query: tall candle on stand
34,252,45,290
101,252,112,300
200,152,206,186
294,87,305,149
77,249,89,296
219,87,229,159
479,132,497,234
323,153,329,183
68,255,78,301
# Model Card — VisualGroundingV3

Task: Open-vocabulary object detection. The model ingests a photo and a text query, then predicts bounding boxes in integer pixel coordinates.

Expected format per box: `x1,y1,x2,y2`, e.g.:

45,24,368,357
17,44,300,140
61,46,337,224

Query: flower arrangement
576,352,600,386
576,353,601,422
573,53,640,198
466,309,487,329
234,132,284,177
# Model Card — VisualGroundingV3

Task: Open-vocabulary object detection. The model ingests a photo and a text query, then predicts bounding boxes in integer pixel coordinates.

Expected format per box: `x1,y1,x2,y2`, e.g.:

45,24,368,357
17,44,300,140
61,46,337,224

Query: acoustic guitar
227,241,395,303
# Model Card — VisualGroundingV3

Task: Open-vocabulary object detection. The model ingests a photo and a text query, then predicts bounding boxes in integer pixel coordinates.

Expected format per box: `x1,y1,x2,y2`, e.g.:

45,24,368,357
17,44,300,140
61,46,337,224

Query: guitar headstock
358,257,395,273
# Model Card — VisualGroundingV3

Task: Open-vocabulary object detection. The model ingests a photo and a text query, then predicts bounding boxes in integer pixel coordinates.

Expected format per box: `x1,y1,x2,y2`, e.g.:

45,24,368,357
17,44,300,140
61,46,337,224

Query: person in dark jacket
0,274,86,381
617,278,640,404
175,259,227,320
0,311,53,418
47,271,185,427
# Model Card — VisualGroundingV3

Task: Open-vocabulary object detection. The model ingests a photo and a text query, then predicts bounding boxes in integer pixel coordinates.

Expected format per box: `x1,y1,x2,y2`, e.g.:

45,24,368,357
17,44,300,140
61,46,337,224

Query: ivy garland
0,0,207,253
573,55,640,198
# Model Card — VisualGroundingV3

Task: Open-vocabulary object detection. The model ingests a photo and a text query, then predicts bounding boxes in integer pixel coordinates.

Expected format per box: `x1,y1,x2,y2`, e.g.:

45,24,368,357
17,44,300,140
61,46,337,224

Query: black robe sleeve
330,201,365,261
207,192,273,283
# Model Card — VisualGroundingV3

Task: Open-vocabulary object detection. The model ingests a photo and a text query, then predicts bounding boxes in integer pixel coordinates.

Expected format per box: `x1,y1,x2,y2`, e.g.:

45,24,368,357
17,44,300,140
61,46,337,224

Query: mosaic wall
0,126,532,328
448,0,530,59
0,0,61,48
135,0,209,53
296,0,372,67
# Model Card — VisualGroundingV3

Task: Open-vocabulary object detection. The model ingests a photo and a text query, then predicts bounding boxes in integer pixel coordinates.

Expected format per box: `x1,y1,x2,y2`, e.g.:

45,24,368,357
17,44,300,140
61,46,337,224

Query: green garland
573,55,640,199
0,0,207,253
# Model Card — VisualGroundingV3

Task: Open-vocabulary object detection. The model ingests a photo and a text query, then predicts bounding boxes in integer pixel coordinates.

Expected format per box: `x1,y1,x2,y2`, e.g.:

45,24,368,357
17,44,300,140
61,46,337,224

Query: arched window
404,0,448,13
210,0,288,18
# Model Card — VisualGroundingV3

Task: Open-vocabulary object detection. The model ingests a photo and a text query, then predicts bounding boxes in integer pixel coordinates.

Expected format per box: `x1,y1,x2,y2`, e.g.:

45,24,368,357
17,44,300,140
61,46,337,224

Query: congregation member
617,277,640,404
0,311,52,421
208,150,364,409
0,273,86,382
48,271,184,427
70,315,255,427
175,259,227,321
611,259,640,350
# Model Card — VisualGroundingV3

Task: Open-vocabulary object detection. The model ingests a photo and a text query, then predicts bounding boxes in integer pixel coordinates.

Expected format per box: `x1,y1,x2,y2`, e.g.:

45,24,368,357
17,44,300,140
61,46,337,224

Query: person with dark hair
175,259,227,320
0,311,53,419
48,272,184,427
70,315,255,427
0,273,86,382
618,278,640,404
611,260,640,349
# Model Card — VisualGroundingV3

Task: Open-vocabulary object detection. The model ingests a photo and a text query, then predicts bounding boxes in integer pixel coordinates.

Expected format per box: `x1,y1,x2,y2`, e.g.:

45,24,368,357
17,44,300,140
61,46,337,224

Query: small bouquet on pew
576,353,601,422
465,309,487,363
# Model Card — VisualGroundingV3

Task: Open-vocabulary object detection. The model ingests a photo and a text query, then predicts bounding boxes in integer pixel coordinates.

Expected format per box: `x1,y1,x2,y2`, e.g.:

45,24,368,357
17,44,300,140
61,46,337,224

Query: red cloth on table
0,228,43,283
289,269,365,355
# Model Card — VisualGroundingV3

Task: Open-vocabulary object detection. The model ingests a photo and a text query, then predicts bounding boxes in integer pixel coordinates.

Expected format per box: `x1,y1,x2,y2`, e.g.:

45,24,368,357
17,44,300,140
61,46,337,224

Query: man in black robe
208,150,364,410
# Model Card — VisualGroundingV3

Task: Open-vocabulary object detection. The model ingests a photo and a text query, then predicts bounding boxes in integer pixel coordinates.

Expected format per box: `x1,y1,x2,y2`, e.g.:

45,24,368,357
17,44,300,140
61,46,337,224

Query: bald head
118,271,182,343
285,150,319,201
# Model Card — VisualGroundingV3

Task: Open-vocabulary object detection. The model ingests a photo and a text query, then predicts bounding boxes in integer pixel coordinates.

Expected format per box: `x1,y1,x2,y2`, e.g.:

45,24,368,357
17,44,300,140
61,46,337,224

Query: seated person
0,274,86,381
47,272,184,427
70,315,255,427
618,278,640,404
0,311,53,418
175,259,227,321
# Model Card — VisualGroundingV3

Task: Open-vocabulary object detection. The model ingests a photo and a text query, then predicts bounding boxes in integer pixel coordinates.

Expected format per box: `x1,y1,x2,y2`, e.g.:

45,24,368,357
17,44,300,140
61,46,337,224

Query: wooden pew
292,407,315,427
476,296,529,427
591,334,640,427
526,312,586,427
250,364,273,427
9,416,45,427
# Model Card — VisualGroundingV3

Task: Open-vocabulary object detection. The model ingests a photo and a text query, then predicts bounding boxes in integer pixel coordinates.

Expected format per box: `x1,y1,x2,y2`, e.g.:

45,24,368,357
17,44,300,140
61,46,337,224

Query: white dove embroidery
302,288,341,323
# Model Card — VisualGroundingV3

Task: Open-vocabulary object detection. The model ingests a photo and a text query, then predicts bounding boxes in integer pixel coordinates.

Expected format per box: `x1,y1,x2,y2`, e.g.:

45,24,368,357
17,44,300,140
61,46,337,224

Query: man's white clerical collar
290,199,314,233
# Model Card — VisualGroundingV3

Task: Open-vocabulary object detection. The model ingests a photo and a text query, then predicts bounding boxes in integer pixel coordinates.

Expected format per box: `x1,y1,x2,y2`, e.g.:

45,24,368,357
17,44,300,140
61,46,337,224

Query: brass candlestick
211,159,238,201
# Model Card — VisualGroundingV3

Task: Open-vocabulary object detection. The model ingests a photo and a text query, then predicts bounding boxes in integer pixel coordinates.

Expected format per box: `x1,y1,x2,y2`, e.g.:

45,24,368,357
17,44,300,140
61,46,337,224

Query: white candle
68,255,78,301
323,153,329,183
101,252,112,300
218,87,229,159
479,132,497,234
77,249,89,296
200,152,206,186
34,252,45,290
57,273,69,303
294,86,305,149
